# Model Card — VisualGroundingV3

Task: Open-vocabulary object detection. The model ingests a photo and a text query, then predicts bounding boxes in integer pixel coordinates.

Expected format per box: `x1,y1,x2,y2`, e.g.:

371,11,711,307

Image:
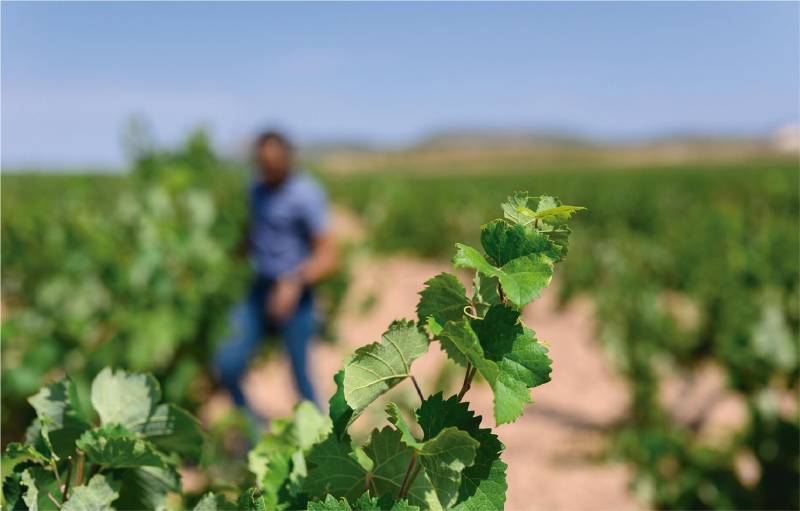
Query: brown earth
202,253,644,510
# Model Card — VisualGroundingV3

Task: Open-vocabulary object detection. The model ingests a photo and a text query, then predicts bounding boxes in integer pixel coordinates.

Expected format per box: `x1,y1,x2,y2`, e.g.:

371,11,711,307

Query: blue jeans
214,277,317,411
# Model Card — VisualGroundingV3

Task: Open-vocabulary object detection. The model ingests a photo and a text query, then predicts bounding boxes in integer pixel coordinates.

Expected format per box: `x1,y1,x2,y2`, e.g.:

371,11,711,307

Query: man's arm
297,232,338,285
267,232,338,322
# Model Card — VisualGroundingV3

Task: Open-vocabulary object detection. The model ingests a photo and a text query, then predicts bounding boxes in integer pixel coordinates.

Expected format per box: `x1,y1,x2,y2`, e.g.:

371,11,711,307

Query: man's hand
267,276,303,323
266,233,337,323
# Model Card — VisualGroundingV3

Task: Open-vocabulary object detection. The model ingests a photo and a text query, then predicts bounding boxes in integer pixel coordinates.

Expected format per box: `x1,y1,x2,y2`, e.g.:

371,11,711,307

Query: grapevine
243,192,584,510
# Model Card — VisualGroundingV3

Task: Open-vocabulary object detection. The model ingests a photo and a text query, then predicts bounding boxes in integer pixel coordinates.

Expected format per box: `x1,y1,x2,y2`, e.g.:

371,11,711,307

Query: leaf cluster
2,368,204,510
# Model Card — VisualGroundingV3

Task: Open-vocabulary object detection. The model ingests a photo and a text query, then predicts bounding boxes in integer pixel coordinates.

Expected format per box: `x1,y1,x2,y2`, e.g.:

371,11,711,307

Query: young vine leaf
386,403,478,508
417,273,471,339
343,320,429,414
76,424,170,468
308,492,419,510
305,428,440,510
480,219,562,266
452,244,553,309
91,367,161,428
471,304,552,423
248,401,331,508
60,474,120,511
417,273,471,366
329,370,355,440
416,394,507,511
501,193,583,261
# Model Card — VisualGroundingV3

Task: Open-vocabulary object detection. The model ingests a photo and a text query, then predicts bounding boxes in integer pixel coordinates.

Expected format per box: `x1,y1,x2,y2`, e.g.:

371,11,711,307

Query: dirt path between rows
204,249,643,510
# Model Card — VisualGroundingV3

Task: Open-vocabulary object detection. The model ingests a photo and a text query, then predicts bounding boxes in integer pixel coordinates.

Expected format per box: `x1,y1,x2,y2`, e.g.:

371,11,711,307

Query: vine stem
398,451,417,498
61,455,74,504
74,451,85,488
47,493,62,509
410,375,424,403
400,463,423,499
457,363,476,401
50,457,63,497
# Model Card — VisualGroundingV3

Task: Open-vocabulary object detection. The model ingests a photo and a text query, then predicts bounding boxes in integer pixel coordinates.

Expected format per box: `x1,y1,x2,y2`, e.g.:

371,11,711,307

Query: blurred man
215,131,337,418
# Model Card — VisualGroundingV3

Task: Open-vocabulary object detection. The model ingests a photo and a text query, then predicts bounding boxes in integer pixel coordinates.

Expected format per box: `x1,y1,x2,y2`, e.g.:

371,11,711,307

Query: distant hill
411,128,591,150
312,127,793,176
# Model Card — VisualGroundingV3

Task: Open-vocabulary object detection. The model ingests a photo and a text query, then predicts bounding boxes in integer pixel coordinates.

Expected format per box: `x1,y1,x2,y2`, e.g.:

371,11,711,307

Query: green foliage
1,133,248,443
2,368,203,511
246,401,331,509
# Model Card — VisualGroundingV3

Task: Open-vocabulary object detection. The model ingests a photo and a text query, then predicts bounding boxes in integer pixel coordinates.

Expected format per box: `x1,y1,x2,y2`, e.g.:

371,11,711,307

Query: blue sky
2,2,798,167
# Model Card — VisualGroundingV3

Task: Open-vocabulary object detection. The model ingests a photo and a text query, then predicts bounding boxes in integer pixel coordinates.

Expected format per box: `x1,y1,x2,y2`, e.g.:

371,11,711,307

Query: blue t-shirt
248,172,329,278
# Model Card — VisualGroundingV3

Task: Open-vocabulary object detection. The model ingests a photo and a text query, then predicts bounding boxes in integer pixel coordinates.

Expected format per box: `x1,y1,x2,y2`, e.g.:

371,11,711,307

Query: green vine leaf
131,403,205,461
248,401,330,508
480,219,561,266
417,273,472,366
329,370,355,440
237,487,270,511
502,193,584,225
17,466,60,511
439,319,501,387
473,304,552,413
91,368,204,461
192,492,238,510
531,204,586,223
62,474,120,511
416,394,507,511
305,428,440,510
1,443,48,481
308,494,353,511
114,466,181,510
76,424,168,468
453,244,553,309
28,378,88,429
500,193,583,262
25,378,91,459
91,367,161,429
438,309,551,425
344,321,429,414
500,191,537,225
308,492,420,510
417,273,470,339
471,273,501,318
20,469,42,511
303,433,371,502
386,403,479,508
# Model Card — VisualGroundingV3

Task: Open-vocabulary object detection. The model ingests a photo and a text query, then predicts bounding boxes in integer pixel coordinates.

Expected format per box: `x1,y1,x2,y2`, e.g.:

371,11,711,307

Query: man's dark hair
254,130,293,153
